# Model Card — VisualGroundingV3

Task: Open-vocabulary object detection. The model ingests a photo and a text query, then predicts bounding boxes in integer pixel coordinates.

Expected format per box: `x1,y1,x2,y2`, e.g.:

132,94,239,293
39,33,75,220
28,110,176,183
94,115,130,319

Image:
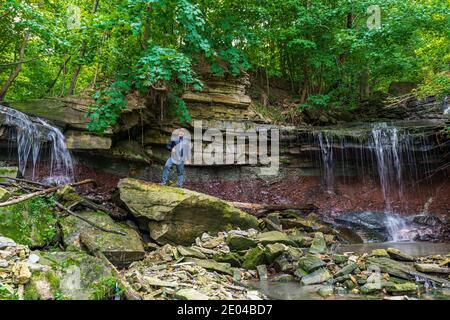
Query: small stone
334,286,348,296
371,249,390,257
13,262,31,285
298,255,326,273
0,236,16,249
384,282,417,294
360,282,382,294
144,276,178,287
270,274,294,282
344,279,357,290
184,258,233,275
174,288,210,300
331,254,349,264
242,245,267,270
309,232,327,254
256,265,268,279
28,254,40,264
317,285,334,298
0,259,8,268
256,231,296,246
177,246,206,259
414,263,450,274
226,234,258,251
273,254,296,273
264,243,287,263
387,248,415,262
335,262,357,278
301,268,332,285
294,267,308,279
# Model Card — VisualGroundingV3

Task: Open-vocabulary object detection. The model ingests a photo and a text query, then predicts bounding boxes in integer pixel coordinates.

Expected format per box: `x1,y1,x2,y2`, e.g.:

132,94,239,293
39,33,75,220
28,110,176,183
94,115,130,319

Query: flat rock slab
61,210,145,267
184,257,233,276
414,263,450,274
175,288,210,300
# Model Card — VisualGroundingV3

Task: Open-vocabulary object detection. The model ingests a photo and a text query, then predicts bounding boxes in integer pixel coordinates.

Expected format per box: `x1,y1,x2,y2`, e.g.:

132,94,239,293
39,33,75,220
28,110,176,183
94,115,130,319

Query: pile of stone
0,236,32,300
124,240,264,300
126,225,450,300
0,236,117,300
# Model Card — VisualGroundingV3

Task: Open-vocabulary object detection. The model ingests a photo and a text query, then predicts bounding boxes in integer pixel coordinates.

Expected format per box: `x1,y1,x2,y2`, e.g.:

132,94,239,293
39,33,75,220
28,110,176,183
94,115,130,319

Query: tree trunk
68,0,100,95
45,55,72,96
0,32,30,101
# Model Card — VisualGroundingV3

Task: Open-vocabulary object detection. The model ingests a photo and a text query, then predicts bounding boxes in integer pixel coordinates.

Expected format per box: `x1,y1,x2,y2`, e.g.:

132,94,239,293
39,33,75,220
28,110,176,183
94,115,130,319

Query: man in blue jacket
161,128,191,188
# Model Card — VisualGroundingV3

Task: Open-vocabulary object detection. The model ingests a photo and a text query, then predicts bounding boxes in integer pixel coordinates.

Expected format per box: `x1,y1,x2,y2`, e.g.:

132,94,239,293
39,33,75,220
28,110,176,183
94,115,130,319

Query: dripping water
0,105,74,184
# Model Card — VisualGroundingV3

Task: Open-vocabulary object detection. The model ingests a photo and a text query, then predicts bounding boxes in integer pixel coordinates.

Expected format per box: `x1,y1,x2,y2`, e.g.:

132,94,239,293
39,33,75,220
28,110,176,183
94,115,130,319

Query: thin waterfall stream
311,122,438,242
0,104,74,184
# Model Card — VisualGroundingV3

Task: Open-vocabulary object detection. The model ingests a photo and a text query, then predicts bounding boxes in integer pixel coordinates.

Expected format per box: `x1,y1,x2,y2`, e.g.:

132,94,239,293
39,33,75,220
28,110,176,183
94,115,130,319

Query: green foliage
87,79,131,133
0,197,57,246
1,0,449,125
0,284,18,300
89,277,124,300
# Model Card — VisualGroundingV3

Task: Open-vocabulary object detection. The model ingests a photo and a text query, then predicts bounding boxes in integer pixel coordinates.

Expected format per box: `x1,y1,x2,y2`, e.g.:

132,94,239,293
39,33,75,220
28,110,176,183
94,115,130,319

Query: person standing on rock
161,128,191,188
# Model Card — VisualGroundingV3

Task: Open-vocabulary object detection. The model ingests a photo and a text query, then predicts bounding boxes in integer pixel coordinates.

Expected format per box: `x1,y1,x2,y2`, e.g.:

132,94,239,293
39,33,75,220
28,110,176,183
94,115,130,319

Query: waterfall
318,132,334,192
385,214,411,242
370,124,403,212
0,105,74,184
308,122,438,242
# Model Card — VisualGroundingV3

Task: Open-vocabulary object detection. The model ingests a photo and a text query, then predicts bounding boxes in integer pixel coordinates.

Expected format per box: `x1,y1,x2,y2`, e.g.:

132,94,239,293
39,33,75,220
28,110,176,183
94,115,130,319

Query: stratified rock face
117,178,259,245
60,211,145,267
65,130,112,150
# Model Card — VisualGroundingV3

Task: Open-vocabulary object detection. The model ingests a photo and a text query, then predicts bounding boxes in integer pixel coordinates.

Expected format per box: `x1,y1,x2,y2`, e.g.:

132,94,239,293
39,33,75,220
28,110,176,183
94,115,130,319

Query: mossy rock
31,251,114,300
0,187,11,201
242,244,267,270
264,243,287,263
226,234,258,251
298,255,326,273
24,269,60,300
118,178,258,245
0,198,57,247
0,167,18,184
60,211,145,267
256,231,296,246
212,252,242,267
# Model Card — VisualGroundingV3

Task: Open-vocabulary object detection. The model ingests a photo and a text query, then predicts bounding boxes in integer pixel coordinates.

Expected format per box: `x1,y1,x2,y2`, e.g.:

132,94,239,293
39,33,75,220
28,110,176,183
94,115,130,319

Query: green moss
89,277,124,300
0,197,57,247
0,284,18,300
24,269,61,300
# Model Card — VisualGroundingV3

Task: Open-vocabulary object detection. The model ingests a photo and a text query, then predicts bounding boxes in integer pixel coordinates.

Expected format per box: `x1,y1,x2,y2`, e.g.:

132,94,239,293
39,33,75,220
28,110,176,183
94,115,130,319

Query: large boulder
117,178,259,245
60,211,145,267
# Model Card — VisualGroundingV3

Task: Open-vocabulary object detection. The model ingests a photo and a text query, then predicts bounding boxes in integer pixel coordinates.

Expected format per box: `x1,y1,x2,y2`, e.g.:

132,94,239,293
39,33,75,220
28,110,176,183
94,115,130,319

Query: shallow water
248,279,450,300
335,242,450,256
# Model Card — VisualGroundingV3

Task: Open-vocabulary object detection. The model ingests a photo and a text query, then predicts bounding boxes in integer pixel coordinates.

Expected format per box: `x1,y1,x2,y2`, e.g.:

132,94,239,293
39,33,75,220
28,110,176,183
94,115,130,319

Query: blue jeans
162,158,185,187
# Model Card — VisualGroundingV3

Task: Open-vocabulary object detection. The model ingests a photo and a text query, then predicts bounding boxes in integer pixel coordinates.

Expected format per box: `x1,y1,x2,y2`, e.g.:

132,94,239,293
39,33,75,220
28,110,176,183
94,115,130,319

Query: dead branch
0,176,49,187
231,201,318,217
0,179,95,208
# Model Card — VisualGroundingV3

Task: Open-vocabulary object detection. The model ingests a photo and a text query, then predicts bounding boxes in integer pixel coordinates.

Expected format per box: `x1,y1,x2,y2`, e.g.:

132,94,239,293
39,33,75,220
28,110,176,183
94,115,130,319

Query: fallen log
0,176,49,188
0,179,95,208
231,201,318,217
